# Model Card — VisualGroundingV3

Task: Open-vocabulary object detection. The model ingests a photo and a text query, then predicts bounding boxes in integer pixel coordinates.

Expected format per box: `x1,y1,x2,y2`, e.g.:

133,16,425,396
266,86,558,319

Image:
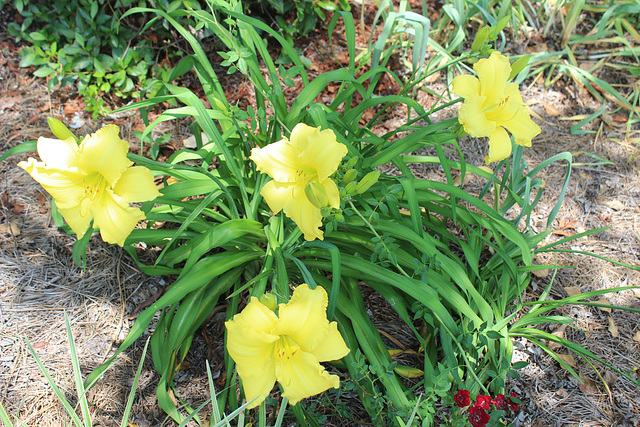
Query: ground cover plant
1,0,640,425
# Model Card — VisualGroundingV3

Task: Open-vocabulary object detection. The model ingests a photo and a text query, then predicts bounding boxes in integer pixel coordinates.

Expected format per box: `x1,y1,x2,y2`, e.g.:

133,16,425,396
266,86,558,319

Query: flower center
295,168,318,186
82,172,107,201
79,172,109,216
276,335,300,361
484,95,509,114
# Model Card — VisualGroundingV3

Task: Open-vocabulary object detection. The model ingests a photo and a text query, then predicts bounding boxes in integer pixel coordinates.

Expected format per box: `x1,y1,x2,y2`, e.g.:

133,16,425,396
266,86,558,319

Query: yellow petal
485,126,512,164
475,51,511,107
490,84,541,147
275,347,340,406
91,189,145,246
17,158,87,209
57,204,93,238
226,298,280,408
281,192,324,241
458,94,496,138
113,166,160,203
451,74,480,99
322,178,341,209
273,285,331,352
77,125,132,186
260,180,295,214
250,138,303,183
289,124,348,182
504,82,525,104
308,321,350,362
36,136,79,167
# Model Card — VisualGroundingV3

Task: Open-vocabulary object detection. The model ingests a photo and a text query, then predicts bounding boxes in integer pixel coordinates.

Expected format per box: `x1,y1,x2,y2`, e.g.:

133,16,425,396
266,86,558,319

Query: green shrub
6,0,203,115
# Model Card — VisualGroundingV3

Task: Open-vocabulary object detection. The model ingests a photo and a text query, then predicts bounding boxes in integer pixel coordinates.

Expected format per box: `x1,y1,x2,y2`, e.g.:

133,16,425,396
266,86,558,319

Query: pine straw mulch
2,14,640,427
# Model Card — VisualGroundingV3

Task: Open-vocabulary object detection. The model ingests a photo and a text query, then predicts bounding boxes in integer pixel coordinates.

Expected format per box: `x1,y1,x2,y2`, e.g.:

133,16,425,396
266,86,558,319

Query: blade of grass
65,313,92,427
26,338,85,427
0,399,13,427
119,338,150,427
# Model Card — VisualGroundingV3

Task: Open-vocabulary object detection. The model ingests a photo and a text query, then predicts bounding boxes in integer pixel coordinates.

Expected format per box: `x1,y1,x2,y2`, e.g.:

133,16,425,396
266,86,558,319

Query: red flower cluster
452,390,521,427
469,406,490,427
454,389,471,408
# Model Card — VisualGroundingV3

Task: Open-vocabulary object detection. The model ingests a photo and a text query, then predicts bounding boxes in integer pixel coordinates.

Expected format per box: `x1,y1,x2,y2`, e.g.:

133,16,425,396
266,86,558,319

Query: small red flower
469,406,490,427
509,392,520,411
453,389,471,407
493,393,508,411
474,394,492,411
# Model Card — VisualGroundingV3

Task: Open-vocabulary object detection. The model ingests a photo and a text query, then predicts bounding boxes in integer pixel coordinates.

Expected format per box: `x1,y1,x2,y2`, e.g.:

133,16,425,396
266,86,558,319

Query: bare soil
1,4,640,426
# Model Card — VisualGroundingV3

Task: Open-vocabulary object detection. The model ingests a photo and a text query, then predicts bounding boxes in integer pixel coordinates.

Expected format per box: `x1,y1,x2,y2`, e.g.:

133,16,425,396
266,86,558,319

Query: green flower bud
346,156,358,167
47,117,78,143
259,293,277,311
453,122,467,138
342,169,358,184
345,181,357,195
304,181,329,209
354,170,380,195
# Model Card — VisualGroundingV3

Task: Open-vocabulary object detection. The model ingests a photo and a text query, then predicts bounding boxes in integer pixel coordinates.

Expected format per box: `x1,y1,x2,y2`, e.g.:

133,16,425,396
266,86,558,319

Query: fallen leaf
633,331,640,344
597,298,612,313
11,203,24,215
177,360,192,371
557,353,576,367
564,286,582,297
36,191,47,205
608,316,618,337
549,324,567,351
63,102,81,116
612,115,627,122
526,42,548,53
605,200,625,211
579,374,598,393
578,61,598,71
425,71,441,83
604,370,618,386
553,218,578,236
544,102,562,116
0,222,20,236
33,341,48,349
532,268,549,278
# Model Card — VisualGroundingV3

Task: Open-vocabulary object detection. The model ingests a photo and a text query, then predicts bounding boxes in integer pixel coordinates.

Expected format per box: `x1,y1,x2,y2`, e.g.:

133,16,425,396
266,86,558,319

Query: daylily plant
19,125,160,246
225,284,350,408
250,123,348,241
451,51,541,164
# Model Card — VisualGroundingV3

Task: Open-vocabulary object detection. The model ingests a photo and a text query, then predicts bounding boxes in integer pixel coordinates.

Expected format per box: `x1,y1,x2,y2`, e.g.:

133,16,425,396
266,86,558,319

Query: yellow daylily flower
451,51,541,164
225,284,350,408
250,123,348,241
18,125,160,246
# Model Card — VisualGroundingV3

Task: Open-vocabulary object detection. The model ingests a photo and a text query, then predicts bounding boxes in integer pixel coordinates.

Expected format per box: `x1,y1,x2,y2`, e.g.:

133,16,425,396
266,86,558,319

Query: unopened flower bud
344,181,357,195
354,170,380,195
47,117,78,143
305,181,329,209
342,169,358,184
259,293,277,311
